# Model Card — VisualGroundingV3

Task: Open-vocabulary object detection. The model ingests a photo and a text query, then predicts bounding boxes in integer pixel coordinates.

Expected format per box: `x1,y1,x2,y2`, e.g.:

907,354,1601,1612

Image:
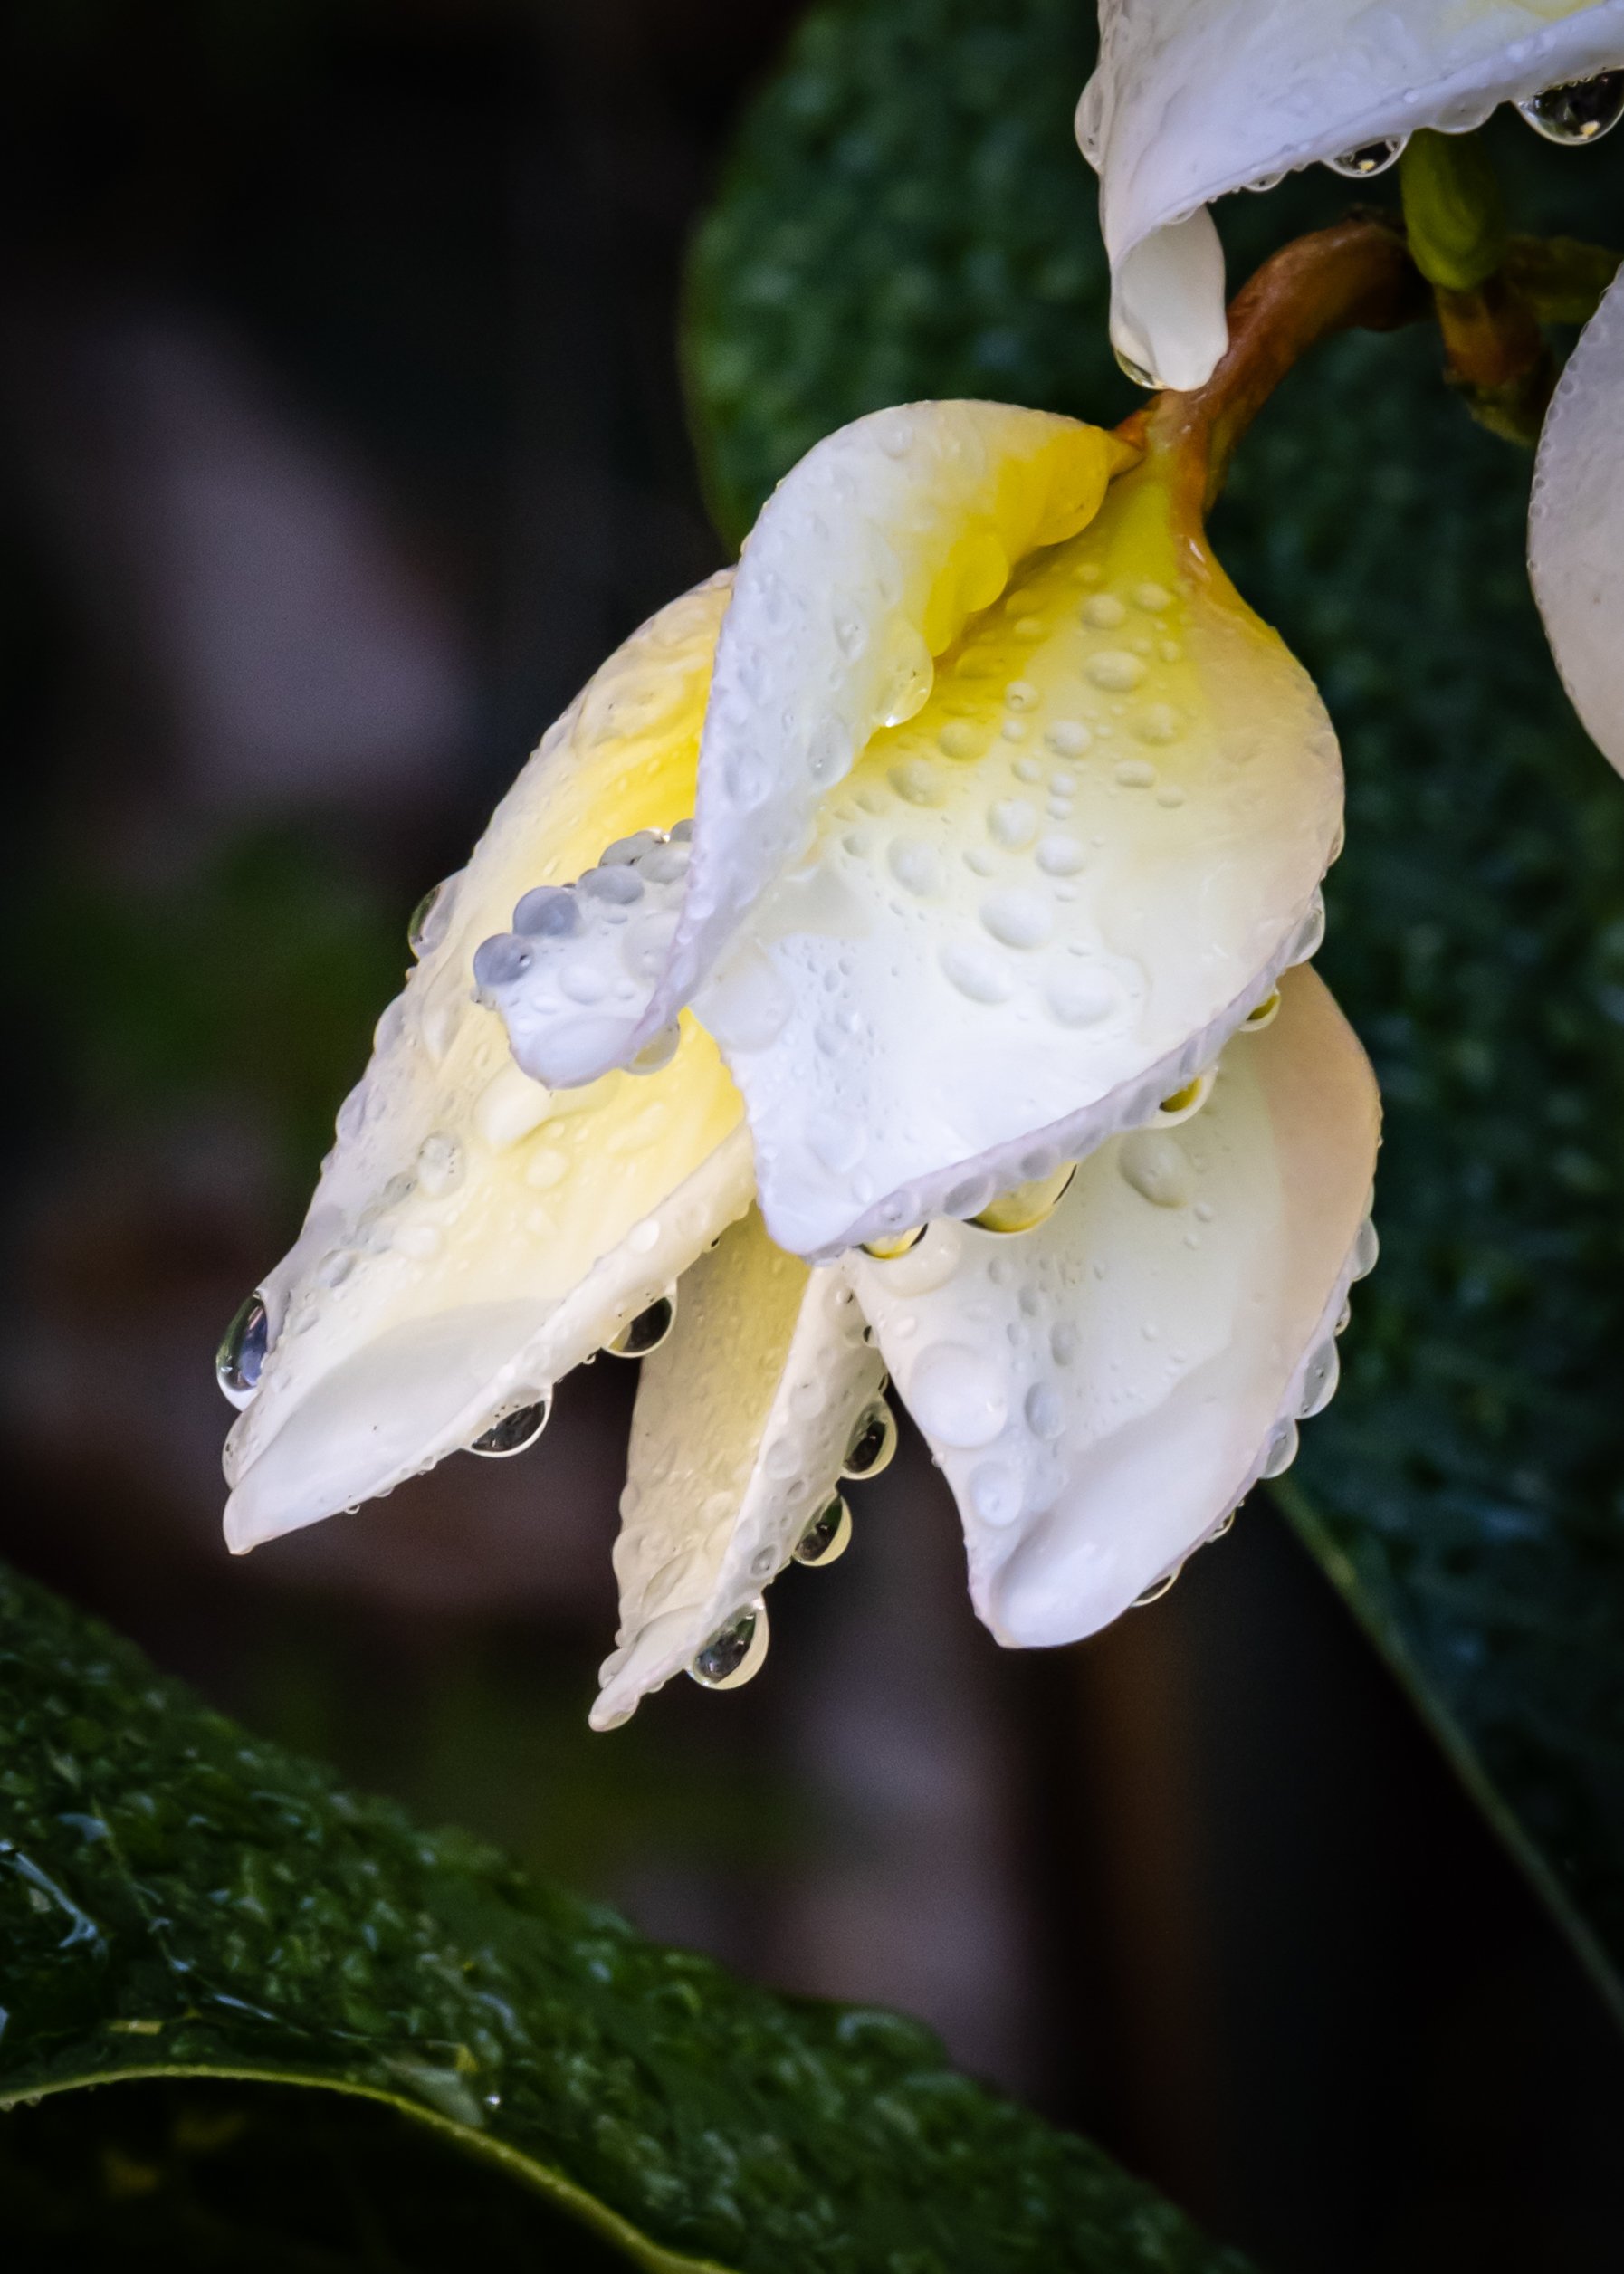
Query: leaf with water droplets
0,1560,1253,2272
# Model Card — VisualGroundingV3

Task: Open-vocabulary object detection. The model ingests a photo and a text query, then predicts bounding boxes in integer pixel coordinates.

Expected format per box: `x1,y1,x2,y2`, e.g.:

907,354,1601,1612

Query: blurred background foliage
5,0,1624,2267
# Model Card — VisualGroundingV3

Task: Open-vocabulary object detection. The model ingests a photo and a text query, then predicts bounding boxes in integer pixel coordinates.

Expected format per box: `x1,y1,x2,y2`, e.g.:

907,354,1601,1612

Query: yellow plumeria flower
218,402,1379,1729
1079,0,1624,769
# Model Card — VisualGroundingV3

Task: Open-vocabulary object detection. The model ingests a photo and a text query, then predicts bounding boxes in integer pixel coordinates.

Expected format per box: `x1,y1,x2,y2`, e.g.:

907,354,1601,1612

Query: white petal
590,1209,885,1730
1080,0,1624,390
479,402,1131,1086
713,455,1341,1260
224,578,752,1550
1531,263,1624,771
851,967,1379,1648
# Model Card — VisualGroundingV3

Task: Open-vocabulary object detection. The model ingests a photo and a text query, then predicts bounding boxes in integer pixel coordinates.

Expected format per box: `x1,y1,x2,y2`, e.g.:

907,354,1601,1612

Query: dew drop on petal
842,1400,898,1479
216,1293,271,1407
609,1293,676,1357
689,1600,769,1689
907,1342,1008,1448
471,1393,552,1457
793,1494,853,1567
1324,134,1407,176
1518,70,1624,143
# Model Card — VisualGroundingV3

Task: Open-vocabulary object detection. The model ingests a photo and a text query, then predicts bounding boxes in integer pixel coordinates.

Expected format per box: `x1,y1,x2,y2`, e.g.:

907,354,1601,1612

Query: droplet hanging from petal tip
216,1293,271,1408
1132,1562,1183,1608
1324,135,1407,177
863,1225,925,1260
841,1400,898,1480
688,1599,769,1689
608,1292,676,1357
793,1495,852,1568
972,1164,1077,1236
1517,71,1624,145
470,1393,552,1457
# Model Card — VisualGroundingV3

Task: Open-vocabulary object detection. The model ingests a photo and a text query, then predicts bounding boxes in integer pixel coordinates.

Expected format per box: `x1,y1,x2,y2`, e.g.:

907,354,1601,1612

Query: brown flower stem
1116,216,1429,521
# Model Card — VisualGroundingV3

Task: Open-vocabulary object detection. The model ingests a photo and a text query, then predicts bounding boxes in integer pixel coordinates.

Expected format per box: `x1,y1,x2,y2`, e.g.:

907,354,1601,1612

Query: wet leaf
0,1561,1250,2273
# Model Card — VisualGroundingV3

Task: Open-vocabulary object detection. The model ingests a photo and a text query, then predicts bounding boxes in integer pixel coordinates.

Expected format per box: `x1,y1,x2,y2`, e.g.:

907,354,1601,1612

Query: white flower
1079,1,1624,769
218,401,1379,1727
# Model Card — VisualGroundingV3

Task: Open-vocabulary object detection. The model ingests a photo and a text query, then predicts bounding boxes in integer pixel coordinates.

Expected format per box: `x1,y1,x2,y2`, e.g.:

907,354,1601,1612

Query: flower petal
1079,0,1624,389
478,402,1132,1086
851,966,1379,1648
590,1208,884,1730
709,456,1341,1260
1530,261,1624,771
224,578,752,1551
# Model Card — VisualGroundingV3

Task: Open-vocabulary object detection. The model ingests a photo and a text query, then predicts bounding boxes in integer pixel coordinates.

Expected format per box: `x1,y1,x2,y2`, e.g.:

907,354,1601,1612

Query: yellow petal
224,578,750,1550
712,454,1341,1257
591,1208,884,1729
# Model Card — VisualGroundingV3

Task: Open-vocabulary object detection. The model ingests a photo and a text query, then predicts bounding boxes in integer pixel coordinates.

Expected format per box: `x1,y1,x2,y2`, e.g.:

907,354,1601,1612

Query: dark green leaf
685,0,1624,2021
0,1561,1251,2274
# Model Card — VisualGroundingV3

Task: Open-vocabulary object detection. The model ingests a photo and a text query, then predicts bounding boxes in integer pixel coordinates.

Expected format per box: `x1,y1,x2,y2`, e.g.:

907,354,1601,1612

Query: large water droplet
408,881,448,959
1518,70,1624,143
906,1342,1008,1448
471,1394,552,1457
793,1495,852,1567
862,1225,925,1261
1325,135,1407,177
1259,1417,1300,1479
609,1293,676,1357
1351,1217,1380,1280
1119,1130,1195,1209
973,1163,1075,1236
1132,1563,1182,1607
842,1400,898,1480
216,1293,270,1407
688,1599,769,1690
1297,1339,1341,1420
1114,344,1156,389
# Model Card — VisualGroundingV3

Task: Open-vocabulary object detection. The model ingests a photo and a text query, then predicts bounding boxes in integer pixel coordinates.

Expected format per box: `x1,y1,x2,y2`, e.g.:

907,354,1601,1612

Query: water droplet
513,885,580,938
580,864,645,907
1154,1071,1213,1126
980,888,1053,951
794,1494,853,1567
1517,70,1624,143
471,1394,552,1457
1259,1418,1300,1479
1113,757,1157,788
1241,988,1282,1031
216,1294,270,1407
889,836,941,896
1297,1338,1341,1419
1120,1130,1195,1209
863,1224,924,1260
408,881,449,959
1325,135,1407,176
1024,1380,1065,1441
473,934,532,993
988,798,1039,850
1290,889,1327,964
609,1293,676,1356
973,1163,1076,1235
1082,593,1127,629
907,1342,1008,1447
941,941,1014,1004
1087,651,1147,693
1047,966,1121,1026
938,720,988,761
1133,1563,1182,1607
842,1400,898,1480
1132,581,1172,612
1114,344,1156,388
1004,679,1039,712
1351,1216,1380,1280
970,1460,1023,1525
1045,720,1091,758
688,1600,769,1689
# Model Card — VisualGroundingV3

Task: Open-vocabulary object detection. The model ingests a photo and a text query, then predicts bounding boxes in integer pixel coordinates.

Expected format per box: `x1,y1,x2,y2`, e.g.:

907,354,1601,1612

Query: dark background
3,4,1623,2268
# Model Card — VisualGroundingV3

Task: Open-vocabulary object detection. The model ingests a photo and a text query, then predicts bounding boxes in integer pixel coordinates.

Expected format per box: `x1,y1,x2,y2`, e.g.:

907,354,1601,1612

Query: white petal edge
479,402,1129,1088
1530,259,1624,771
1078,0,1624,390
590,1209,884,1730
223,576,752,1549
851,965,1379,1647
